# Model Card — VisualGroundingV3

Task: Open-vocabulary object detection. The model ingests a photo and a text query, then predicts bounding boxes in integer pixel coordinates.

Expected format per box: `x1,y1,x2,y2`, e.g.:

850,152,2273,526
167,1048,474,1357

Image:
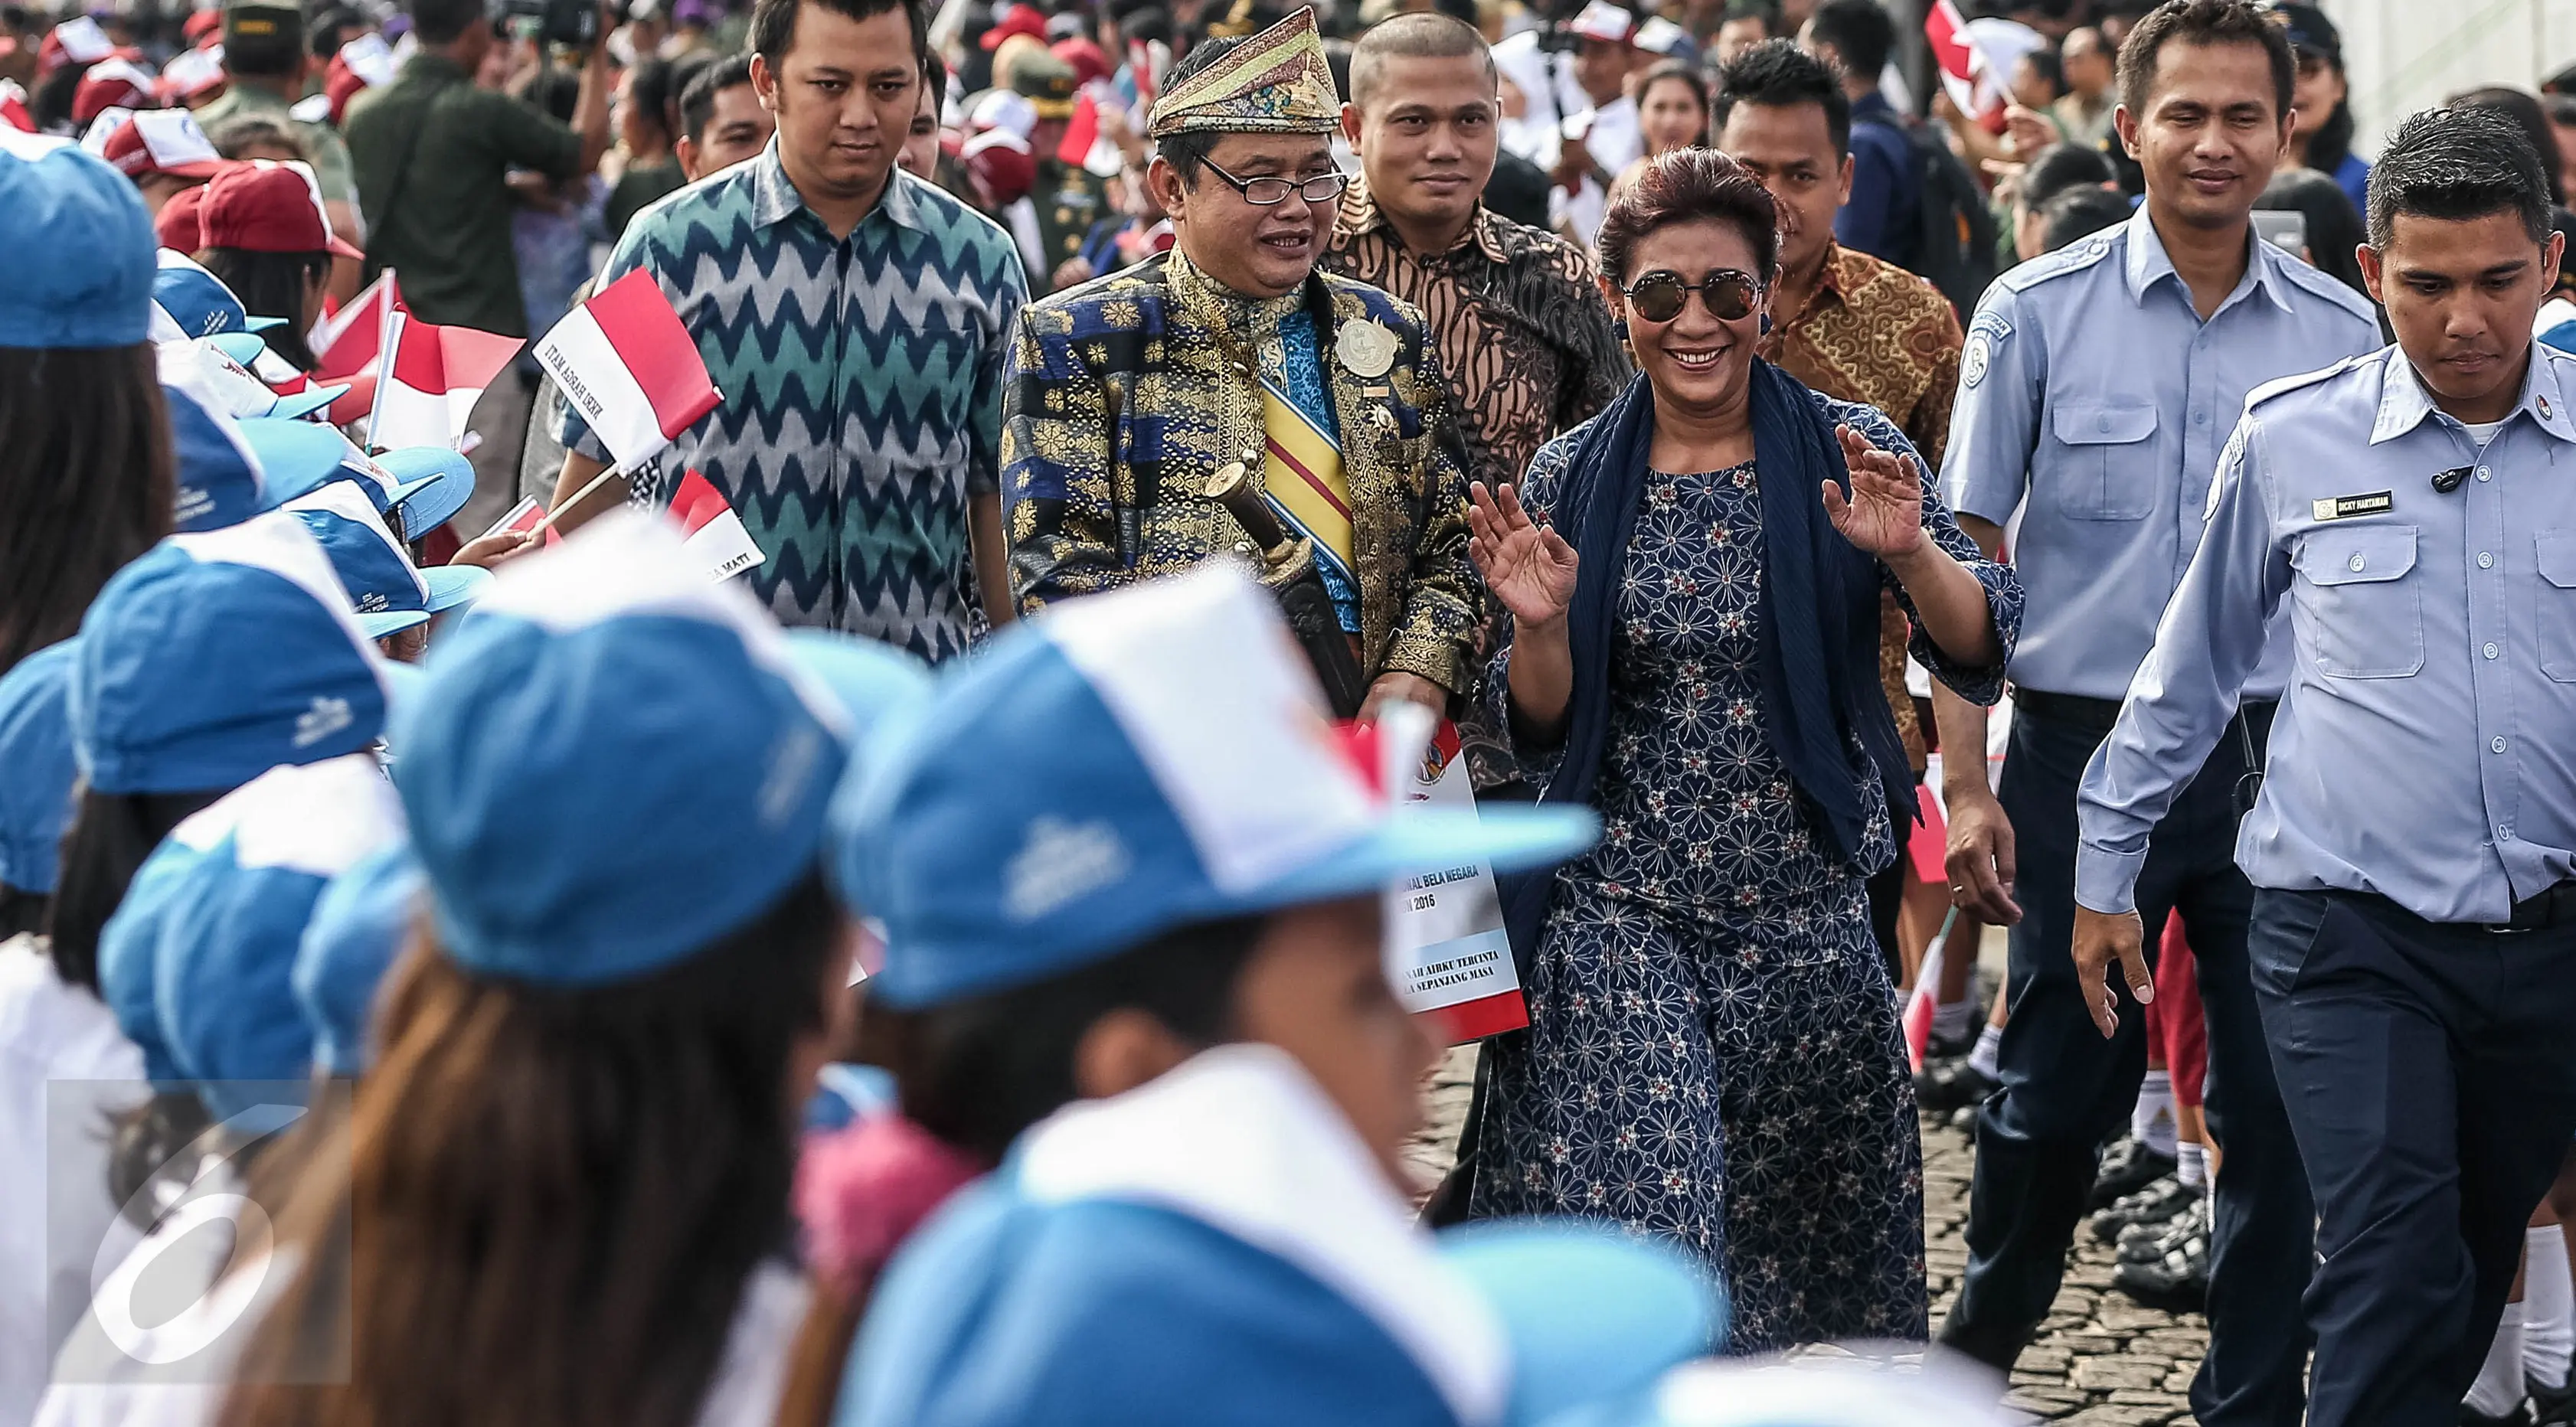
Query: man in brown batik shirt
1326,12,1628,501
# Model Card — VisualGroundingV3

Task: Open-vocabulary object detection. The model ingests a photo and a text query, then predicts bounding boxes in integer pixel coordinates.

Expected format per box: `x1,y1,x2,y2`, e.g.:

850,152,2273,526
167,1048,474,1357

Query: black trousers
2251,889,2576,1427
1938,701,2310,1427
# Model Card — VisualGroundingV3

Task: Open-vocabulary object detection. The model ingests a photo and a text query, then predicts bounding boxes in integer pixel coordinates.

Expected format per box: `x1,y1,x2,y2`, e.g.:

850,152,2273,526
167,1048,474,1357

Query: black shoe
2530,1373,2576,1425
1950,1104,1978,1139
2121,1194,2208,1263
2091,1174,2195,1243
2089,1135,2180,1210
2113,1221,2208,1311
1925,1020,1977,1063
1915,1057,1999,1115
2463,1402,2535,1427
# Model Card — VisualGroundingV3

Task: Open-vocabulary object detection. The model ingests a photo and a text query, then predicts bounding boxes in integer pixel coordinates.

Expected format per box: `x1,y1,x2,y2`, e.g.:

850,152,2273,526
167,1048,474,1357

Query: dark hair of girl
2257,165,2370,296
2301,93,2356,187
862,912,1267,1164
0,345,174,675
45,786,226,994
0,886,44,941
1597,146,1781,286
766,911,1270,1427
194,249,332,372
217,865,842,1427
1638,59,1711,140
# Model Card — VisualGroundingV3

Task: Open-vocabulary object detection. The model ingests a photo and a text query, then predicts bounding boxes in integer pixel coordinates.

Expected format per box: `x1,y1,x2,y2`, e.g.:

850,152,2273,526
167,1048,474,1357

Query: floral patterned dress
1466,394,2019,1353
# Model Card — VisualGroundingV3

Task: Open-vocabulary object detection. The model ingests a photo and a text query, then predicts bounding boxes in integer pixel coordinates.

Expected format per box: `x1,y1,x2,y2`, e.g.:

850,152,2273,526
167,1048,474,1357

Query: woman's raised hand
1822,424,1930,560
1468,479,1580,629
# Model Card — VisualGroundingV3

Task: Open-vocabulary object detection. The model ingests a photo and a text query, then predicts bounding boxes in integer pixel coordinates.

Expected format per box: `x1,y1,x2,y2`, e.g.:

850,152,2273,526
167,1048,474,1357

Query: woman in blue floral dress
1461,151,2021,1352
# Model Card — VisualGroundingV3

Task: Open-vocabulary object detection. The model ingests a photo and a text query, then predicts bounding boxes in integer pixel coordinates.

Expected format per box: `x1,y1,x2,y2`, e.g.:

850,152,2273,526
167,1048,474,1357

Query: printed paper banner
1374,707,1527,1044
669,469,764,583
530,268,721,473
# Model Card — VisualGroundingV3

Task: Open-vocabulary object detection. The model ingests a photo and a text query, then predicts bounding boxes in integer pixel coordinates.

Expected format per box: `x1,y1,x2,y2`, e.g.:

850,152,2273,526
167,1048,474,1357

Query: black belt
2012,688,2125,731
2493,881,2576,932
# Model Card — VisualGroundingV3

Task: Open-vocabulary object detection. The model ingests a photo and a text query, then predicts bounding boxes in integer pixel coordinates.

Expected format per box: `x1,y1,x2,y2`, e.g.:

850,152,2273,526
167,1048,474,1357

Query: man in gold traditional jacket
999,8,1483,715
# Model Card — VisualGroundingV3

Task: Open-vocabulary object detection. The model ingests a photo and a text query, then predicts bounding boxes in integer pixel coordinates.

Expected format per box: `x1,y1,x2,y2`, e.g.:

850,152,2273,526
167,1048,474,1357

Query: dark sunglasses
1621,268,1764,324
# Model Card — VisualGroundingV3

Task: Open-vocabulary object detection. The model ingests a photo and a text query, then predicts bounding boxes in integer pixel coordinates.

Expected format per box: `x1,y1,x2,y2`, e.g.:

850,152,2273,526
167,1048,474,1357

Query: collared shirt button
2478,466,2493,482
2486,642,2500,659
2097,413,2111,433
2349,553,2367,572
2480,551,2496,568
2195,410,2208,425
2493,736,2510,754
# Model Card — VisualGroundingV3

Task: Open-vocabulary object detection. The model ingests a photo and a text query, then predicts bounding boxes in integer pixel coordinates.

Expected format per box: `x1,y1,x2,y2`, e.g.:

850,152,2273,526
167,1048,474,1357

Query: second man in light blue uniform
1928,5,2381,1424
2077,107,2576,1427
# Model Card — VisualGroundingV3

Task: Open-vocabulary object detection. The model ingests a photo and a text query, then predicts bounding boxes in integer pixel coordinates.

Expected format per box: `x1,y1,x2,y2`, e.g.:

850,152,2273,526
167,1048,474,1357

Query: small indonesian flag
367,307,524,452
669,468,764,582
531,268,722,473
314,271,401,425
0,80,32,133
1926,0,2040,129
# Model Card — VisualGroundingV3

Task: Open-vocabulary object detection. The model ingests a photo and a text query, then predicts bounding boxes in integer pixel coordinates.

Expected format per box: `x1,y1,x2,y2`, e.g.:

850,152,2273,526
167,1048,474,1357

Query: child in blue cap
0,641,149,1427
0,141,169,674
820,565,1716,1427
204,514,931,1427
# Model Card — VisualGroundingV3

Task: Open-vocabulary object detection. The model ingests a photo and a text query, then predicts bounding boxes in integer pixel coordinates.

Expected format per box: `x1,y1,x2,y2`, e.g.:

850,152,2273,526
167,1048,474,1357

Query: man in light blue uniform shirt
2077,107,2576,1427
1927,4,2381,1421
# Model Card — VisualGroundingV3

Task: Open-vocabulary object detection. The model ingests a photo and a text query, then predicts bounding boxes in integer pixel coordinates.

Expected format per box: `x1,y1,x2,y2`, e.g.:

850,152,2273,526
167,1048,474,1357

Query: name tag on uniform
2311,490,2395,521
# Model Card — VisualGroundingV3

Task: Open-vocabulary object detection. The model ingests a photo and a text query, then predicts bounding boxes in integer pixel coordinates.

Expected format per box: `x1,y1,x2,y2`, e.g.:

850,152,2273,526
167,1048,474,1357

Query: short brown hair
2115,0,2293,125
1596,147,1780,286
1348,12,1494,109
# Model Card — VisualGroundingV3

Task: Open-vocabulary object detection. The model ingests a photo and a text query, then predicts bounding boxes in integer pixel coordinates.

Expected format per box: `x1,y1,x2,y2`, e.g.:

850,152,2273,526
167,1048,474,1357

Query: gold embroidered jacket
1002,250,1486,695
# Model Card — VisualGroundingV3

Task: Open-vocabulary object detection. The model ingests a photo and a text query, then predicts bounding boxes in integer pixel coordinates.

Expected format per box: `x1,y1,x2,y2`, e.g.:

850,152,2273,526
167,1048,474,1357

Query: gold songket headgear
1145,7,1339,139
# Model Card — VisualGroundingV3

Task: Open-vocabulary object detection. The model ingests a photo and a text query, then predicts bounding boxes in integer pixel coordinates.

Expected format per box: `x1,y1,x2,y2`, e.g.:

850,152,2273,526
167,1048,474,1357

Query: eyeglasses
1620,268,1764,324
1198,156,1350,206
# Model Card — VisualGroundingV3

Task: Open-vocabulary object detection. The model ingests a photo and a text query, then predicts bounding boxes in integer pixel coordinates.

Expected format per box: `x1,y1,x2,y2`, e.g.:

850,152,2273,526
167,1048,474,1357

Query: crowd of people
5,0,2576,1422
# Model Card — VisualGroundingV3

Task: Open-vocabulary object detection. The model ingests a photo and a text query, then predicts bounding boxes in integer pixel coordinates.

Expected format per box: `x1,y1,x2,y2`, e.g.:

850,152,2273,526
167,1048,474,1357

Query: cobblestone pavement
1412,1046,2210,1426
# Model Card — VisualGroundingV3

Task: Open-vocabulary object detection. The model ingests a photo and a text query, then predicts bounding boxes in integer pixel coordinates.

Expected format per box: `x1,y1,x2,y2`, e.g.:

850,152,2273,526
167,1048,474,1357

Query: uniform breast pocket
2534,531,2576,681
2048,400,2161,521
2295,524,2423,678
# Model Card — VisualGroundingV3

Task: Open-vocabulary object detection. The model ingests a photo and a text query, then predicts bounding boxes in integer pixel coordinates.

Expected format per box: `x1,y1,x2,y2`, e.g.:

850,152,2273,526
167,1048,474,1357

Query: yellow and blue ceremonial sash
1257,321,1362,635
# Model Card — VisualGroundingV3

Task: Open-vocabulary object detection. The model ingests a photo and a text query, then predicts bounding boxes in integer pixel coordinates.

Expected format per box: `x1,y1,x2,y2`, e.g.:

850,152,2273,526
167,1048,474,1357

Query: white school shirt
0,935,147,1427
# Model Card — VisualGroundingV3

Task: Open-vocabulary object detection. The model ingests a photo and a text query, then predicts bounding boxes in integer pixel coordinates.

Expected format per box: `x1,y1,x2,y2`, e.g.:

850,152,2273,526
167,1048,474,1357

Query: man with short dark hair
346,0,612,336
2055,26,2116,151
193,0,360,244
1933,4,2383,1422
551,0,1027,659
1798,0,1915,266
1005,10,1483,717
674,51,772,180
1329,12,1624,508
2077,103,2576,1427
1715,35,1962,971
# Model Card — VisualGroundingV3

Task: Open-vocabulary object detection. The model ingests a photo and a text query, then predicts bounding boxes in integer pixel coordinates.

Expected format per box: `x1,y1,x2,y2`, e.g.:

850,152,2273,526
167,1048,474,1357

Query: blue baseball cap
1439,1223,1723,1427
156,336,345,423
832,566,1598,1010
99,825,217,1082
0,641,82,896
71,511,397,795
395,512,932,988
0,143,155,349
371,447,476,542
295,841,421,1076
152,250,286,340
147,754,407,1117
165,374,269,534
285,482,489,639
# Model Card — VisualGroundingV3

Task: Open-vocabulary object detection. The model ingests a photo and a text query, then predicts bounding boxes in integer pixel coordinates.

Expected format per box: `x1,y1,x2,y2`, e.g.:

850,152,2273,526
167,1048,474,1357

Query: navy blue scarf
1498,364,1916,958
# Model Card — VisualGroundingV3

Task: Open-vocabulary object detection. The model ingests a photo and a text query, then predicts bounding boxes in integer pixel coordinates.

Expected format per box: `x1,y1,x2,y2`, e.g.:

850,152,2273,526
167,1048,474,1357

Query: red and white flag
668,468,764,582
367,307,525,452
1926,0,2042,128
313,271,401,425
531,268,722,472
0,80,32,133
